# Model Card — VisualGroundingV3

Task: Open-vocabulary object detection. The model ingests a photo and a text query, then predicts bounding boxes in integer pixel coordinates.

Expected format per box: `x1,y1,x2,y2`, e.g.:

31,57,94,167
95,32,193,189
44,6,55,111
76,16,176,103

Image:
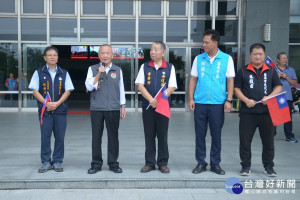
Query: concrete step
0,178,228,189
2,177,300,190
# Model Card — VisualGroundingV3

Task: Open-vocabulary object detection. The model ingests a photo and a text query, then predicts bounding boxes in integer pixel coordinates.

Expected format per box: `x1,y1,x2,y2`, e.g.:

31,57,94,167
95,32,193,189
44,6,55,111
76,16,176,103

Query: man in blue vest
135,41,177,173
29,46,74,173
189,29,235,175
5,73,18,100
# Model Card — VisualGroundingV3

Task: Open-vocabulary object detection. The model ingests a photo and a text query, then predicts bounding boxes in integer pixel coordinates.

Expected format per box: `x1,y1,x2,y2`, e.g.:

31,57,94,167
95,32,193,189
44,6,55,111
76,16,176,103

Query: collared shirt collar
204,49,220,64
246,62,270,75
207,49,219,60
275,65,288,72
148,58,167,69
46,64,58,72
104,62,113,73
105,62,112,69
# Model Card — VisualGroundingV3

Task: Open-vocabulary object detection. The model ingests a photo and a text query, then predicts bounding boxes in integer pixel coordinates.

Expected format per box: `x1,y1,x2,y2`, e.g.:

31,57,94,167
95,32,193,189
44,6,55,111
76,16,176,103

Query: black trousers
275,100,295,139
142,107,169,167
239,113,275,168
90,110,120,169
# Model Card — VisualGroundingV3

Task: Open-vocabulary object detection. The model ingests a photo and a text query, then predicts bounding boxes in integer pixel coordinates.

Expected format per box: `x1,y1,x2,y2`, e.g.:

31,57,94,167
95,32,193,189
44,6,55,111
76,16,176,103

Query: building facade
0,0,298,112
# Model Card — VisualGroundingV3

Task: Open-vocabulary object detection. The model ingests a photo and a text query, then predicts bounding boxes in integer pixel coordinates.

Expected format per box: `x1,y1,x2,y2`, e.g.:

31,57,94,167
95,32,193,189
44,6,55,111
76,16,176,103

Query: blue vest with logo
142,61,172,107
194,50,229,104
6,78,17,91
37,65,67,115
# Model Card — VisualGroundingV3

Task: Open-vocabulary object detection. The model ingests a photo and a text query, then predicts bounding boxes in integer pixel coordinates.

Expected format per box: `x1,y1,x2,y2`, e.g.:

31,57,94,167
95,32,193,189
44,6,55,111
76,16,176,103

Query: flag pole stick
256,91,286,104
146,83,166,110
47,92,52,102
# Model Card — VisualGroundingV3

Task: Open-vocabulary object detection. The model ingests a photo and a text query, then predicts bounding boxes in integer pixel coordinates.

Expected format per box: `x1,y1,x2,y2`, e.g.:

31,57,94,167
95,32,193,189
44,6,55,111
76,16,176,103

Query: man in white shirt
85,44,126,174
189,29,235,175
135,41,177,174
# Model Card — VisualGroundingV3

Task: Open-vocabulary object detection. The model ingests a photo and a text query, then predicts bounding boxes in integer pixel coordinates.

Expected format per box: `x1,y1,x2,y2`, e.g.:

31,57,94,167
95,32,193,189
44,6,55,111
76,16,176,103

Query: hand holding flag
146,83,166,110
265,56,276,68
40,92,51,125
146,84,171,118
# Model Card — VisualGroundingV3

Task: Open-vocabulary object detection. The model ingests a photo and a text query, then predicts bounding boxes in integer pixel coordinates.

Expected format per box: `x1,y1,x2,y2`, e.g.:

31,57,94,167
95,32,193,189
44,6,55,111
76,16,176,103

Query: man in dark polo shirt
234,43,282,177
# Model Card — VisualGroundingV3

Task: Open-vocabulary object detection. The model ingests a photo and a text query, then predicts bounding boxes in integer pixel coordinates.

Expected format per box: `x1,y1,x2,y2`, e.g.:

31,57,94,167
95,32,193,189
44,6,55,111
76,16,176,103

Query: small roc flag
40,92,51,125
265,56,276,68
266,92,291,126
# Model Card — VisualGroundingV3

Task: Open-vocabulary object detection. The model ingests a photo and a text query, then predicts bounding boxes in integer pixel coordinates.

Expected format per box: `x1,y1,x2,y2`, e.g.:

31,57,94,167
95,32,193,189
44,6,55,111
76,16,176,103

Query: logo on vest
111,73,117,79
249,75,254,89
216,64,221,79
59,80,62,95
147,72,151,85
161,73,166,86
59,77,62,81
201,67,205,77
264,73,267,94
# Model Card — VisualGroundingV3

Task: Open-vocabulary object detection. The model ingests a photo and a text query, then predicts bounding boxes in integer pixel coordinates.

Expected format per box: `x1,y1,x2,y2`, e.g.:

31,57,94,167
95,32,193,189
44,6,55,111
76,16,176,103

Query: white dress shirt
135,63,177,89
191,51,235,78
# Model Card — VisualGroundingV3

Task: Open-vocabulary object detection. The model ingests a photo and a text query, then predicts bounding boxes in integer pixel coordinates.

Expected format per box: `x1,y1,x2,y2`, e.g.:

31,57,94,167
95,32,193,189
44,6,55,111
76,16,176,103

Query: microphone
99,62,105,81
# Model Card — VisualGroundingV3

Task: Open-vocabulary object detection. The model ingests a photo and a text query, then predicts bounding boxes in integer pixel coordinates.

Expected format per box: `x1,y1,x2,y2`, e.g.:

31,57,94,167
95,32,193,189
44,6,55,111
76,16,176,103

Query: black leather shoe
210,165,225,175
88,167,101,174
192,164,206,174
109,166,123,173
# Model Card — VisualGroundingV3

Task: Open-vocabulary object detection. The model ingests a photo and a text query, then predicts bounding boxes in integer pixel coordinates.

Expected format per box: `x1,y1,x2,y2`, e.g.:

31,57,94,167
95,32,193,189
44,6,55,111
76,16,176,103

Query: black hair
44,46,59,56
203,29,220,44
153,41,166,51
249,43,265,53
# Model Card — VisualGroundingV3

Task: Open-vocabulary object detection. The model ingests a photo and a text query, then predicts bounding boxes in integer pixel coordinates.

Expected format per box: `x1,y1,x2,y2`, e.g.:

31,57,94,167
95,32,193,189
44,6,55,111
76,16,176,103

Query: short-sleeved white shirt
191,51,235,78
135,63,177,89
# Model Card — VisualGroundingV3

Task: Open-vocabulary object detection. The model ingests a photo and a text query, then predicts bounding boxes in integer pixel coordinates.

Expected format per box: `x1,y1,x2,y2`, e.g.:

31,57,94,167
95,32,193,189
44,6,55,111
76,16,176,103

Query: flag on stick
146,83,166,110
155,84,171,118
265,56,276,68
40,92,51,125
266,92,291,126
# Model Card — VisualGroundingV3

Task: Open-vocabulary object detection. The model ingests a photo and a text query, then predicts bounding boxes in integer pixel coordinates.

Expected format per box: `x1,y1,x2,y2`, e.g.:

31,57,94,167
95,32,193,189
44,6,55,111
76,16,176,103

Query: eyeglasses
45,54,58,57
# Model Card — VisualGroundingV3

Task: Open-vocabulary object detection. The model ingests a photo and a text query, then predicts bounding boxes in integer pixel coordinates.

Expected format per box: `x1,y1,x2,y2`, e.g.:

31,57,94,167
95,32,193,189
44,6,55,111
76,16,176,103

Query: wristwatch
226,99,233,103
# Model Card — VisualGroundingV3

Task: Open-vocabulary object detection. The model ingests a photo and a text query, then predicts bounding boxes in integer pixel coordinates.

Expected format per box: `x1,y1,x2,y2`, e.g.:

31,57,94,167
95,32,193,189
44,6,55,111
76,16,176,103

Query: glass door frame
166,45,190,111
110,44,136,112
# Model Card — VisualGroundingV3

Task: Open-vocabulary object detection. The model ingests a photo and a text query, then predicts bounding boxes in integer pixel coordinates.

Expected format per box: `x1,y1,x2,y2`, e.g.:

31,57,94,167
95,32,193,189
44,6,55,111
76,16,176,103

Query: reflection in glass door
0,43,19,109
111,45,136,110
22,44,47,109
168,48,186,110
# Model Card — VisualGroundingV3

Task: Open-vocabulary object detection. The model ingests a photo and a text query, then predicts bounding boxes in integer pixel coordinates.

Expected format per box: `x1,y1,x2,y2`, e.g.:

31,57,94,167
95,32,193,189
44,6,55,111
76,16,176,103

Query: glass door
110,45,136,110
168,47,187,111
22,43,47,109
